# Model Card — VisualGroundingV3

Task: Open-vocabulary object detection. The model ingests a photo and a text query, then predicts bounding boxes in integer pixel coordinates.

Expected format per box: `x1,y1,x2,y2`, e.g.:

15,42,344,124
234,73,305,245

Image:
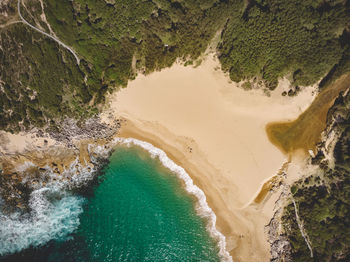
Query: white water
0,137,233,261
0,157,97,256
113,137,233,262
0,187,84,255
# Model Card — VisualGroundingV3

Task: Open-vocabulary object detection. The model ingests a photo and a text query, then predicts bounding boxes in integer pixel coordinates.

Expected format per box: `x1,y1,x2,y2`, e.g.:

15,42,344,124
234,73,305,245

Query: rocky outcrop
267,185,292,262
0,116,121,213
268,87,350,261
47,117,122,146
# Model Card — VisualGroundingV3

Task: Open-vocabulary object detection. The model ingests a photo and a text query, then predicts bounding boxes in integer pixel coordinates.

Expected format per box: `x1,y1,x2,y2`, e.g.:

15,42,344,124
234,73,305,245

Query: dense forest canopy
43,0,238,94
1,1,350,260
281,92,350,261
219,0,350,89
0,0,238,131
0,0,349,131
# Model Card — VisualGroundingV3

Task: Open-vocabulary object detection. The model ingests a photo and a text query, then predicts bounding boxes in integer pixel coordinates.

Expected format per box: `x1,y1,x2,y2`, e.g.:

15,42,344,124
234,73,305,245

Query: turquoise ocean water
0,146,220,261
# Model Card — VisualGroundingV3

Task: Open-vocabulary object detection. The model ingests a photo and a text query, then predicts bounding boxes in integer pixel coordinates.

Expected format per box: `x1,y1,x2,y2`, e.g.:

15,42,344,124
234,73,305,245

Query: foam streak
113,137,233,262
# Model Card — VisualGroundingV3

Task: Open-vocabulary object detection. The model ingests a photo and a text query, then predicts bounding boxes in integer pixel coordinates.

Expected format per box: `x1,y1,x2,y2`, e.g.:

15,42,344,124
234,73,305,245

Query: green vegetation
283,170,350,261
1,1,350,259
0,23,91,132
0,0,350,134
0,0,237,132
43,0,237,87
319,46,350,90
242,81,252,91
266,73,350,155
281,91,350,261
218,0,350,88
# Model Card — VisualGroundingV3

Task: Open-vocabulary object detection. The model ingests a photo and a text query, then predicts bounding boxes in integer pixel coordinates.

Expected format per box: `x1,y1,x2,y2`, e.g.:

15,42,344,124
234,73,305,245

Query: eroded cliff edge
269,89,350,262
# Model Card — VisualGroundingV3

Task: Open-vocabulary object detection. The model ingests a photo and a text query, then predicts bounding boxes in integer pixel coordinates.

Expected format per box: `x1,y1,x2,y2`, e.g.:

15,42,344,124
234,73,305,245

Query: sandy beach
101,55,317,261
0,131,57,156
0,54,318,261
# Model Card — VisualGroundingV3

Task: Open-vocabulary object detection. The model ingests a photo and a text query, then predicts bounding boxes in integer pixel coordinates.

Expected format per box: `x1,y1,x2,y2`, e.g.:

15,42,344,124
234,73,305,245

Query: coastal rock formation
268,89,350,261
0,117,120,212
1,0,350,261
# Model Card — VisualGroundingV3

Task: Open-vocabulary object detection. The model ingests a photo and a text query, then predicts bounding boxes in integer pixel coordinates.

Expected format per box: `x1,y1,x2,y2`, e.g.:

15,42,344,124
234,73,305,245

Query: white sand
0,53,316,262
100,55,316,261
106,55,315,205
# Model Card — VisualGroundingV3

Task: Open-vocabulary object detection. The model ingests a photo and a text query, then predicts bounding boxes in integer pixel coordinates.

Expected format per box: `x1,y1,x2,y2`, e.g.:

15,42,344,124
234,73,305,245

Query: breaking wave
0,137,233,262
0,186,85,255
113,138,233,262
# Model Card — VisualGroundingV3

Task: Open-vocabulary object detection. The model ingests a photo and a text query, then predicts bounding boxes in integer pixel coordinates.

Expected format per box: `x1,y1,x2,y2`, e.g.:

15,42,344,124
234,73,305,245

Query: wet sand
266,73,350,156
102,54,318,261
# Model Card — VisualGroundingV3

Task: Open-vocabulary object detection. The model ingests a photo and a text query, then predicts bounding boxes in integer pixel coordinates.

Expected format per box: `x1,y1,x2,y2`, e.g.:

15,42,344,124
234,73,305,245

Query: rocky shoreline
0,116,123,213
1,87,349,261
267,89,350,261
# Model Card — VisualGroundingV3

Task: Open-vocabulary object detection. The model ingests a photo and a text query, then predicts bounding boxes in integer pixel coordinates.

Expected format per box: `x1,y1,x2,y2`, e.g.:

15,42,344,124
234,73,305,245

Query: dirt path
17,0,80,64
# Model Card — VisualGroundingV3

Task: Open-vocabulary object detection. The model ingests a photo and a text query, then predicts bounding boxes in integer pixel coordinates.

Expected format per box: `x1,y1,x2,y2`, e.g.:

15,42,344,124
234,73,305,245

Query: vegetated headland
1,0,350,261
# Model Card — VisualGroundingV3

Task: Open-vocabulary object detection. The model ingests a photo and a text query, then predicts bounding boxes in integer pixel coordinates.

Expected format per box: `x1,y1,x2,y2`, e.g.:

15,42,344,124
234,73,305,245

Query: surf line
113,137,233,262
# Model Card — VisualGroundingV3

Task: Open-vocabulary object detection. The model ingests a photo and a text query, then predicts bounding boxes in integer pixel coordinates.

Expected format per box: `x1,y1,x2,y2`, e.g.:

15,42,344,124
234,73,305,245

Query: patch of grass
242,81,252,91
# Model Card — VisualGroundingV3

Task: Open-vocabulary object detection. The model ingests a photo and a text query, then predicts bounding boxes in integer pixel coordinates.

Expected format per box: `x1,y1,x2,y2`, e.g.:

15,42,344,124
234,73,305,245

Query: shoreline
113,137,232,262
116,118,283,261
102,54,318,261
0,54,320,261
0,123,299,261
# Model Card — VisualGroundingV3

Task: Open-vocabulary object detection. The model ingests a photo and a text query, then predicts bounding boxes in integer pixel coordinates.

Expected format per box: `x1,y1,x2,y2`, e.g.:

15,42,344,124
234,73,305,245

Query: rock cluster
266,182,293,262
48,117,121,146
0,116,121,213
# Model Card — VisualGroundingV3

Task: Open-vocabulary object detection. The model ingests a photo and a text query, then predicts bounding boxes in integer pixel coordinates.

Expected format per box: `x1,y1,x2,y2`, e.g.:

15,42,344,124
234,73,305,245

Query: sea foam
113,138,233,262
0,137,233,261
0,145,99,256
0,186,85,256
0,153,100,256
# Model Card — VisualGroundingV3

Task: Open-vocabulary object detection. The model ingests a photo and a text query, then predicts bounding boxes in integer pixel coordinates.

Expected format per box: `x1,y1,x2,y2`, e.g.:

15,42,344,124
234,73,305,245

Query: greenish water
0,146,220,261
